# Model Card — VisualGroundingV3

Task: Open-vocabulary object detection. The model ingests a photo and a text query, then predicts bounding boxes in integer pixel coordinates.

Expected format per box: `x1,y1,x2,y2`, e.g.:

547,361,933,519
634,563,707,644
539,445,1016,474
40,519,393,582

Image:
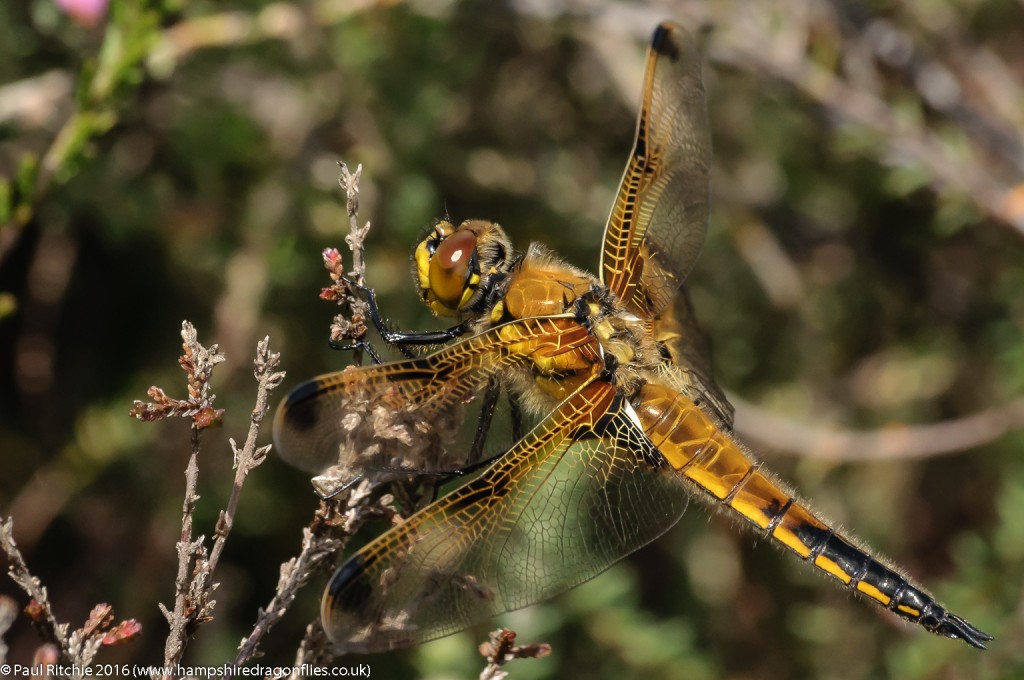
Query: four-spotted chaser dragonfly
274,21,991,653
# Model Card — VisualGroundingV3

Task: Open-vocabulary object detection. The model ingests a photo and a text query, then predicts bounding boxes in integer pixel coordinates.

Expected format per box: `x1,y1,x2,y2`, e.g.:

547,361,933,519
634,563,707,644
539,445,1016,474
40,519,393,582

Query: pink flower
55,0,108,27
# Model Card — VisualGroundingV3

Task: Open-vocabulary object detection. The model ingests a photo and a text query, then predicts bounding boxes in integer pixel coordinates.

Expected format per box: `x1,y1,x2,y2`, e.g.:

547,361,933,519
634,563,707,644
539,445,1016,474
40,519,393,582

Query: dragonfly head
413,219,512,318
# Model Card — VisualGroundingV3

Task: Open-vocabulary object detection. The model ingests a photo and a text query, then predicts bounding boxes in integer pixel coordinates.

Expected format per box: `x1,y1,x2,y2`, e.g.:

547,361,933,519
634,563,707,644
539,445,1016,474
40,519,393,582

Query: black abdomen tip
935,612,994,650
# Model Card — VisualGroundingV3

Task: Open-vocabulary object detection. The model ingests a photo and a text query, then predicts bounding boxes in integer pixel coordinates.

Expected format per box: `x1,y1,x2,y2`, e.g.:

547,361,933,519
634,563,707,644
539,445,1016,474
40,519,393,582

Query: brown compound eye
428,228,478,309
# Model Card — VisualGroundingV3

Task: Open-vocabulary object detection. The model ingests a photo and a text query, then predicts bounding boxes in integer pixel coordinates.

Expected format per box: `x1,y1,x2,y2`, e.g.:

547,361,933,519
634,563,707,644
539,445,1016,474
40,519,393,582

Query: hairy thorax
482,244,667,413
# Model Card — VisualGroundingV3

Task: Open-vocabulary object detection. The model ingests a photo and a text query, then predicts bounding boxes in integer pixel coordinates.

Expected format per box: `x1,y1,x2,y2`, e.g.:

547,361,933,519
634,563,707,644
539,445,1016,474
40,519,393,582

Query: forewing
322,381,691,653
273,316,590,475
601,21,710,317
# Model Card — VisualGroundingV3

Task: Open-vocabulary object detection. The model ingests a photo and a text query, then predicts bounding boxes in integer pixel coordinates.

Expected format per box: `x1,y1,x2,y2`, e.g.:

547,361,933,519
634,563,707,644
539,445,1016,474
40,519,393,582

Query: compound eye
428,228,477,308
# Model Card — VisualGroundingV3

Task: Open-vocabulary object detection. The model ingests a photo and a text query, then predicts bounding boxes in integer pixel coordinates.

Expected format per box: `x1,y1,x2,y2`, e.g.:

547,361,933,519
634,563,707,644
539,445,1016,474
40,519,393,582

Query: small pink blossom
55,0,108,27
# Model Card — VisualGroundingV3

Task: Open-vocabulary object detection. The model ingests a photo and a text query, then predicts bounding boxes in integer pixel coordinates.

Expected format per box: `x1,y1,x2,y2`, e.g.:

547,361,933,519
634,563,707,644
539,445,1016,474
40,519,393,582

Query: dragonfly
274,21,992,653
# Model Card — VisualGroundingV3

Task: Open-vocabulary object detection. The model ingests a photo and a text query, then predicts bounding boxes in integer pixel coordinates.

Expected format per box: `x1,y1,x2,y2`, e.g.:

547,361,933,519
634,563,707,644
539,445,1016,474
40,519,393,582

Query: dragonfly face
412,219,513,319
274,21,992,654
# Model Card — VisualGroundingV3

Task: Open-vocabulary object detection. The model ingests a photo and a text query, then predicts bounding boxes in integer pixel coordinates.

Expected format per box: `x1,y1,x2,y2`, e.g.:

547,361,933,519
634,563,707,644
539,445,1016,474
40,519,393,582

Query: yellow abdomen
634,382,967,633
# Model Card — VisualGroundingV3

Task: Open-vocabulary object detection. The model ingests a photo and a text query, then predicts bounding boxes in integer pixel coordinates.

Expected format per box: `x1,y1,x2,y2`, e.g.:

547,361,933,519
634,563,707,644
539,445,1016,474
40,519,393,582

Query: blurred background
2,0,1023,678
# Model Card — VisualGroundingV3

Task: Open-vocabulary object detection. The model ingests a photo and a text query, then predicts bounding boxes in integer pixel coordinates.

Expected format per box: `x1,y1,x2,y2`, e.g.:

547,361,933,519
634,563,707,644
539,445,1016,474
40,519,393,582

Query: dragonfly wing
274,316,591,475
322,380,690,652
601,21,711,317
655,288,735,429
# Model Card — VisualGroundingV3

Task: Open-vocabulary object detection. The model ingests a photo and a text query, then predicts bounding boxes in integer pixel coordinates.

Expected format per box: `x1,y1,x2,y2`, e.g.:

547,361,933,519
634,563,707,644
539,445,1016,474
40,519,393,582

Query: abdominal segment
633,383,976,640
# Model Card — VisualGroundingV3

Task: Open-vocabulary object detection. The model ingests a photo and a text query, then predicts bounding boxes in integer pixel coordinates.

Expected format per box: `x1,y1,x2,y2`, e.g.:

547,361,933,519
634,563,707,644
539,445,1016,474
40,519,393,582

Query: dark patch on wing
279,379,326,432
326,553,376,614
443,474,512,515
651,22,682,61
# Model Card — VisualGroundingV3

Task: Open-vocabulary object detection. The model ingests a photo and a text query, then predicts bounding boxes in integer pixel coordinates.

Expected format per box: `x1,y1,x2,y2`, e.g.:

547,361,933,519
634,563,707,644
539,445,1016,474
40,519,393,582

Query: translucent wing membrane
655,288,735,429
601,21,711,317
322,382,690,652
274,316,591,476
600,23,731,432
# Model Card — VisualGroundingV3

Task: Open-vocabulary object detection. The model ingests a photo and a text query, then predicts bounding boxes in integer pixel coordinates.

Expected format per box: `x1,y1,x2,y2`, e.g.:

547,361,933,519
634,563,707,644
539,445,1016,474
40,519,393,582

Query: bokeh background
2,0,1024,678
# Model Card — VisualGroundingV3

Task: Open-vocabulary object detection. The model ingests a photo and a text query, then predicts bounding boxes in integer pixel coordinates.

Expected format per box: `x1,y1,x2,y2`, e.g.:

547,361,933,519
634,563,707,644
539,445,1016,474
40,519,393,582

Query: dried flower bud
101,619,143,646
24,599,45,621
194,405,225,430
82,603,113,636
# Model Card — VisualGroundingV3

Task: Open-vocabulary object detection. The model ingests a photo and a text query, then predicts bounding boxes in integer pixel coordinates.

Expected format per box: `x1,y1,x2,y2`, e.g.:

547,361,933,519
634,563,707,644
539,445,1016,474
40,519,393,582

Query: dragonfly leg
343,275,469,347
468,376,502,465
315,473,365,500
328,337,386,363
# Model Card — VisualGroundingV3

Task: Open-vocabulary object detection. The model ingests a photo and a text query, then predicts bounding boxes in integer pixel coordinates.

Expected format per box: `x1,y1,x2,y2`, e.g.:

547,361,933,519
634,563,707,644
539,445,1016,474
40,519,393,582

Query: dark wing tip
651,21,684,60
276,378,324,434
273,377,337,473
940,613,994,649
323,552,418,653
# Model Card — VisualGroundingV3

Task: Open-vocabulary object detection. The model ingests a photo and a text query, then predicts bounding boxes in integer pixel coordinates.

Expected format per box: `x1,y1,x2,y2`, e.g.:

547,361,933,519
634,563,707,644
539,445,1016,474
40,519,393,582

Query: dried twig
234,481,399,668
1,518,142,666
320,247,369,353
1,517,68,658
287,619,333,675
129,321,226,427
234,162,405,667
0,594,15,666
478,628,552,680
65,604,142,664
208,336,285,573
339,162,370,286
234,512,341,665
320,162,374,361
130,322,285,675
129,322,225,670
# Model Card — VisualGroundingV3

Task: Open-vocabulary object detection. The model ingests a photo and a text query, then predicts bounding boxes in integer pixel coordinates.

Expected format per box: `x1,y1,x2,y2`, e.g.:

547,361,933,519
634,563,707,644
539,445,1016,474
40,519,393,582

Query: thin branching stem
235,163,388,666
131,323,283,678
0,517,70,661
208,337,284,574
234,503,343,666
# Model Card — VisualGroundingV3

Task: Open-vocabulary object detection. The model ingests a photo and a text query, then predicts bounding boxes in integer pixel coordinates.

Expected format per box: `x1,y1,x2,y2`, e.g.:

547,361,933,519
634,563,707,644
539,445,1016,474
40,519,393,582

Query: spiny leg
345,275,469,348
